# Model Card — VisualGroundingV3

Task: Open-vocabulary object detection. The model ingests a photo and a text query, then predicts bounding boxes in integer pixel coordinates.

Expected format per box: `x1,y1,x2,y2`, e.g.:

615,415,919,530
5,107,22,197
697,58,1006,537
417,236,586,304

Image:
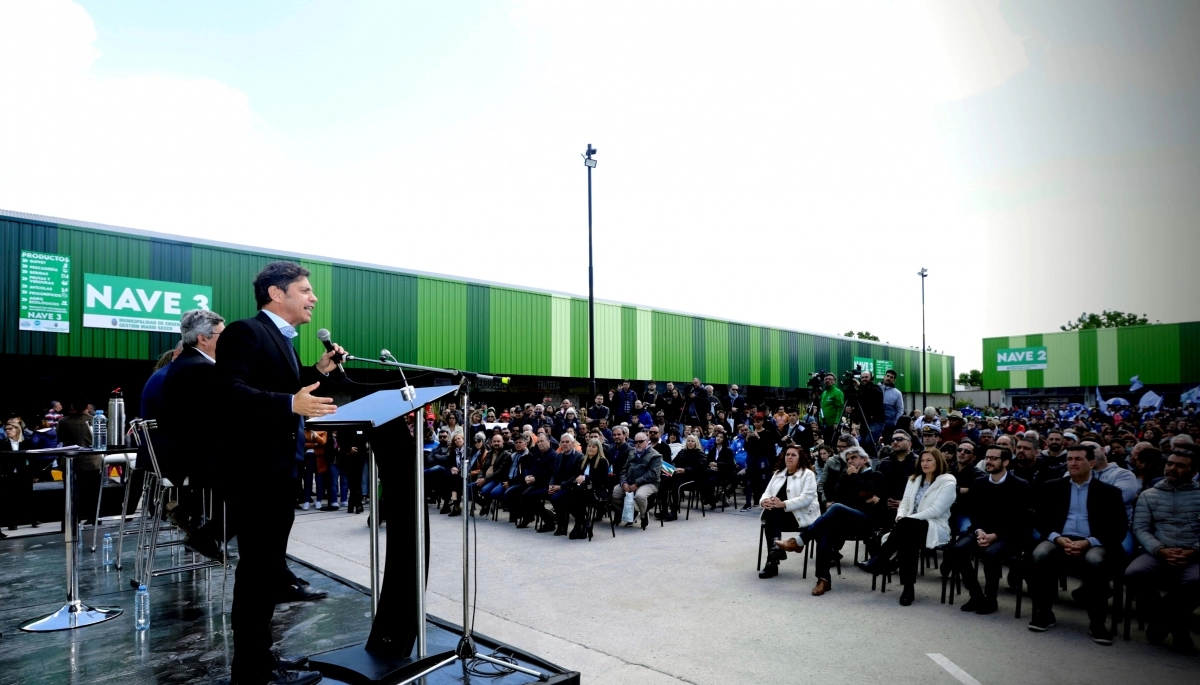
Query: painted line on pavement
927,653,983,685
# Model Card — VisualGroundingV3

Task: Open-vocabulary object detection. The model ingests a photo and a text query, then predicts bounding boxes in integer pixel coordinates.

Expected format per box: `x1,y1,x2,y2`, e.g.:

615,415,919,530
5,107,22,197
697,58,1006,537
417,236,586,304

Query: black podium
305,385,459,683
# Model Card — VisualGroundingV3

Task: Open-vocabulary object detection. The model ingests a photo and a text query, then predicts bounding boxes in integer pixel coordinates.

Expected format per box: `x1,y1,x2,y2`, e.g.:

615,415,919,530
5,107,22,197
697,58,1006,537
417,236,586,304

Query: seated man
610,432,662,529
1125,445,1200,652
500,434,532,523
546,434,583,536
954,446,1029,614
1028,444,1127,645
513,434,557,531
797,447,887,596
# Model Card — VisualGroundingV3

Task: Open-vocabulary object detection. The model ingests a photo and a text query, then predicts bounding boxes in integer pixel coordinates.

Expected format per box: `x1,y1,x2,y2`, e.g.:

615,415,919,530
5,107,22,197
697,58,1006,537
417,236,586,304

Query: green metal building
2,208,954,399
981,324,1200,403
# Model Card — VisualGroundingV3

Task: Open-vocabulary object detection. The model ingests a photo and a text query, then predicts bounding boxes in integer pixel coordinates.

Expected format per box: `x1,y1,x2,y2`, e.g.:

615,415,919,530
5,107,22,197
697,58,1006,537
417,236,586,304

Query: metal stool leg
113,467,138,571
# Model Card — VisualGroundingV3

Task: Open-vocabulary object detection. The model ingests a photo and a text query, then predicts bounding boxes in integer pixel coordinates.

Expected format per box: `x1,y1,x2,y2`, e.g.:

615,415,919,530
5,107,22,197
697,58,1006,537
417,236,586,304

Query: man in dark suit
161,309,227,560
954,445,1029,615
1027,444,1127,644
546,434,583,536
217,261,344,685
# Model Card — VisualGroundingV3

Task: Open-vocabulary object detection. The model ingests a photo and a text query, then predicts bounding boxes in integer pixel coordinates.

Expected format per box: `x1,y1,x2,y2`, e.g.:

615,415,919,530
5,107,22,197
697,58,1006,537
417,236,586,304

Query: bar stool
127,419,228,591
90,448,135,553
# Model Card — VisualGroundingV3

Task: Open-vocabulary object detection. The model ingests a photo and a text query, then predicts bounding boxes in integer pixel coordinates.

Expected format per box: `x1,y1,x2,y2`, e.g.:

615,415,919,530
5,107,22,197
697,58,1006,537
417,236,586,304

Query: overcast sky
2,1,1197,372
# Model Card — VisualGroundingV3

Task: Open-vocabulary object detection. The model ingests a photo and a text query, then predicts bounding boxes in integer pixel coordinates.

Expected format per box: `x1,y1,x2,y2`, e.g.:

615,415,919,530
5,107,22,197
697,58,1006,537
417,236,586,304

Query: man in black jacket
876,429,916,523
1012,435,1052,486
686,378,709,429
546,434,583,535
1027,444,1127,644
857,371,884,458
161,309,227,559
216,261,344,685
515,434,558,531
954,446,1029,614
798,448,886,595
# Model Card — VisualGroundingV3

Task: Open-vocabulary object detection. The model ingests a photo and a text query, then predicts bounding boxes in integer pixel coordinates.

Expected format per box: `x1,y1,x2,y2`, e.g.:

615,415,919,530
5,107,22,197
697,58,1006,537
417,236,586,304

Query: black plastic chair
756,521,809,579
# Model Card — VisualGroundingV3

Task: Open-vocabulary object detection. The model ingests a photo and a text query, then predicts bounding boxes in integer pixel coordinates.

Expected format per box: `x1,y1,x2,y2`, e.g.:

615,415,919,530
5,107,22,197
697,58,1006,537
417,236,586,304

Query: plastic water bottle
102,534,113,567
135,585,150,630
93,410,108,450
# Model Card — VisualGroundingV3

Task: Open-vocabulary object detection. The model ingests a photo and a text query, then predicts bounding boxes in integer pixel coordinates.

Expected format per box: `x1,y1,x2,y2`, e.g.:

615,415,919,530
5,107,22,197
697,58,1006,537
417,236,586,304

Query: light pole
918,267,928,410
584,144,598,399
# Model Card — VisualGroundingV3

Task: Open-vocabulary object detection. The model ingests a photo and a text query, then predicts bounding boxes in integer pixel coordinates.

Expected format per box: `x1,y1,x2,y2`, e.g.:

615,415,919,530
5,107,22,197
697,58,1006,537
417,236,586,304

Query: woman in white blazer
758,445,821,579
859,448,957,605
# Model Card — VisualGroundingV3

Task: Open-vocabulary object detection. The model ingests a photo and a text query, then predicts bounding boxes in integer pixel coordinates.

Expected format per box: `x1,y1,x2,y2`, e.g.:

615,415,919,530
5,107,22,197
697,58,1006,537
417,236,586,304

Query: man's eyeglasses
633,439,648,444
892,436,908,442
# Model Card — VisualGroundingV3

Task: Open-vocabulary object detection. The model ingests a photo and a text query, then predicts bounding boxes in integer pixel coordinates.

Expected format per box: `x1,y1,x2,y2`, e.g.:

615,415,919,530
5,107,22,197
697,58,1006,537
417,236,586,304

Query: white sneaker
301,502,310,511
333,500,341,508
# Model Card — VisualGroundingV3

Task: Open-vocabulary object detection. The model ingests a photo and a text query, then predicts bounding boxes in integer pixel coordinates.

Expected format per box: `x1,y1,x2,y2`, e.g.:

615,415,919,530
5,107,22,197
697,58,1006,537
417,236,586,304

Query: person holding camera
758,445,821,579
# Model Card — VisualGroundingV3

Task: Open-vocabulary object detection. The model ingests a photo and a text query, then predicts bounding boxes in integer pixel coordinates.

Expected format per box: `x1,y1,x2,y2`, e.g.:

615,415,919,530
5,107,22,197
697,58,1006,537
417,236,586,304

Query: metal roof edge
1,207,953,360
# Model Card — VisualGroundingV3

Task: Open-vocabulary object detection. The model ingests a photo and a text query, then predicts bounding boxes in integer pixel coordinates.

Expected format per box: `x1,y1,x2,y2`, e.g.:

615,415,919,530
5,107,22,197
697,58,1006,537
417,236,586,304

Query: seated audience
546,434,583,535
954,446,1029,615
758,445,820,579
1126,445,1199,652
610,431,662,529
567,438,611,539
798,447,887,596
1027,444,1127,645
859,448,957,606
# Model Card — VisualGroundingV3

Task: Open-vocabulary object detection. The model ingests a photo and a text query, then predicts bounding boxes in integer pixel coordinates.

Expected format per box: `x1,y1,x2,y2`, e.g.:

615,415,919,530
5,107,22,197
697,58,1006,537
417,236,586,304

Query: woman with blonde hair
857,448,956,606
567,438,610,539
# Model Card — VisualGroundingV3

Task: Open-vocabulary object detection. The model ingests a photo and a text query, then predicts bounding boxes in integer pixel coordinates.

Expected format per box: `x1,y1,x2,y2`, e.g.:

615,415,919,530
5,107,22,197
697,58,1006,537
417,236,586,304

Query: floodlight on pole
584,144,598,399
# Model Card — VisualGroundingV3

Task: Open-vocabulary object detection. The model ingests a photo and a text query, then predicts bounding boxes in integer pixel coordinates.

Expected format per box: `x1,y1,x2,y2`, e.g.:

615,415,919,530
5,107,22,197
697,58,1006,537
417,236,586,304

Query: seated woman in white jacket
858,448,957,605
758,445,821,579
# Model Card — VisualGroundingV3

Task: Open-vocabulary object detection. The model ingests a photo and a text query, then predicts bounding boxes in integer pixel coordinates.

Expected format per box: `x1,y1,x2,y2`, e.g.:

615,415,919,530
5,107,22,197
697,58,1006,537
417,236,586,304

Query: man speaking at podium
217,261,345,685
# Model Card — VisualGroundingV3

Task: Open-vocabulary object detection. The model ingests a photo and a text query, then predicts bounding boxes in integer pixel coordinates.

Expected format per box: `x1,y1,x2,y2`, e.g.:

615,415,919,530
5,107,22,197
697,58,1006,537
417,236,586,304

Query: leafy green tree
957,369,982,387
844,331,880,341
1061,310,1153,331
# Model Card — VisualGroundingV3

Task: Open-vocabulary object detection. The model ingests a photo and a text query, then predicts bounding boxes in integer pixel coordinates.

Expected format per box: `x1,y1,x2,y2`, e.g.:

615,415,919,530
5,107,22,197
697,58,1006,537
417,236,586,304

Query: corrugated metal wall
1,212,957,392
982,324,1199,389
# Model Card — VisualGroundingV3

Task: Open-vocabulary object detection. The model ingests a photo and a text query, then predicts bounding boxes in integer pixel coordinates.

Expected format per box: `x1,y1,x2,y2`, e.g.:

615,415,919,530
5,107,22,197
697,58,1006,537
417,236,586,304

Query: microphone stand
342,354,548,682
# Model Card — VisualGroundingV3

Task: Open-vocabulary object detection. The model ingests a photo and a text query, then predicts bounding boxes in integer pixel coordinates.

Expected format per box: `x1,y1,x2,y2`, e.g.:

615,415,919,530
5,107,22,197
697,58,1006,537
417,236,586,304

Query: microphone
315,328,345,373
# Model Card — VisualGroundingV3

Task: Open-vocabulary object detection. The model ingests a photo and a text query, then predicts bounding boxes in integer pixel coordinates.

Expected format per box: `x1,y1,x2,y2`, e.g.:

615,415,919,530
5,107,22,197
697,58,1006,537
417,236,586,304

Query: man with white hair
611,431,661,529
913,407,940,434
162,309,227,560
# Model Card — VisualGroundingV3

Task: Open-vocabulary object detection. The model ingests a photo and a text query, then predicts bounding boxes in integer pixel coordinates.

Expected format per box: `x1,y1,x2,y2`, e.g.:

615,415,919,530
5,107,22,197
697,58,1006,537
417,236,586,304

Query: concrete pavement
286,501,1197,684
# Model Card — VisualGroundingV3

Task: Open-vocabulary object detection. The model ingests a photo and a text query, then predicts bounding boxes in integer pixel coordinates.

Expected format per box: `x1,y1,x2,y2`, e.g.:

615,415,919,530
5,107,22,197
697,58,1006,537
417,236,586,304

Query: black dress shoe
568,526,585,539
758,562,779,579
536,520,555,533
263,668,323,685
899,584,915,606
438,502,451,515
276,579,327,604
516,518,530,529
640,514,649,530
31,521,40,528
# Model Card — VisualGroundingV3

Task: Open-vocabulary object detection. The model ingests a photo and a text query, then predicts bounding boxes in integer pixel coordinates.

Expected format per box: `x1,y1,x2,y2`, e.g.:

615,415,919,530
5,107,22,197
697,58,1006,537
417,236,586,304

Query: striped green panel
490,288,551,376
1181,322,1200,384
1078,329,1099,386
691,317,706,382
620,306,638,379
417,277,466,369
550,295,572,377
58,227,151,360
1043,332,1080,388
297,261,333,366
813,333,831,372
749,326,762,386
1097,328,1119,385
981,337,1009,389
593,302,622,379
652,311,692,381
728,323,751,386
796,334,815,384
1007,336,1027,389
569,298,589,379
465,284,490,374
1118,324,1180,384
929,351,944,395
1024,334,1044,388
636,308,653,379
769,328,783,387
331,266,417,369
704,319,729,384
191,247,273,325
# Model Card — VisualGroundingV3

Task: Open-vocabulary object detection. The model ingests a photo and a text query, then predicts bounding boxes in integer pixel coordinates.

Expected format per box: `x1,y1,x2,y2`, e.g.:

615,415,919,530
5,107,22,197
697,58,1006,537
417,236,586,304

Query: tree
957,369,982,388
843,331,881,341
1061,310,1153,331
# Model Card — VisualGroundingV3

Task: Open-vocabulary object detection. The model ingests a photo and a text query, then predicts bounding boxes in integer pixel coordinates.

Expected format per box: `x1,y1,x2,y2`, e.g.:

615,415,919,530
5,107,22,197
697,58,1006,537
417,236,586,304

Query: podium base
307,645,456,685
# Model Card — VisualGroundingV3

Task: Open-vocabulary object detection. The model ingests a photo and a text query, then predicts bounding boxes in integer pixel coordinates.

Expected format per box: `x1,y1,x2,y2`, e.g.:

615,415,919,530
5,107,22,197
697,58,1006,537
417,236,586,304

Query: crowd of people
410,371,1198,653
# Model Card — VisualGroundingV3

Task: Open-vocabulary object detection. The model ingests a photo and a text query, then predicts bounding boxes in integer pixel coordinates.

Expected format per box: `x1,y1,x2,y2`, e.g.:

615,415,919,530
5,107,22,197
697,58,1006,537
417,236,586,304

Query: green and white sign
874,359,894,378
997,346,1048,372
18,251,71,334
83,273,212,333
852,357,874,374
